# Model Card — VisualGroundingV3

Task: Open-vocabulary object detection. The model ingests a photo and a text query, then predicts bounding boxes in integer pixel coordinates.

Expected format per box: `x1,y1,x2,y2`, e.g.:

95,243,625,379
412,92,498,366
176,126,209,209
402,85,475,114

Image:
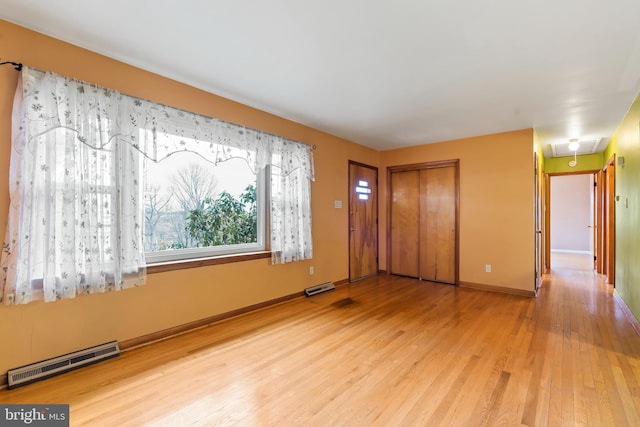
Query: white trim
144,162,266,264
550,249,591,254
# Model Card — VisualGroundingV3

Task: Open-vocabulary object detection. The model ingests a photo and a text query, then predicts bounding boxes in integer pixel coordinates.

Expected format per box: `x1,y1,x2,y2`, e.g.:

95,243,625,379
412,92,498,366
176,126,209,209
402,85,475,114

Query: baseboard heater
304,282,335,297
7,341,120,389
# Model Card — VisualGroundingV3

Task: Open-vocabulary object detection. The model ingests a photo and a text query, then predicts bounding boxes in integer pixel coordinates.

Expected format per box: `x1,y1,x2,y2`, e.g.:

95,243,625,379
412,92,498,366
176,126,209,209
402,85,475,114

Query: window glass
143,147,263,263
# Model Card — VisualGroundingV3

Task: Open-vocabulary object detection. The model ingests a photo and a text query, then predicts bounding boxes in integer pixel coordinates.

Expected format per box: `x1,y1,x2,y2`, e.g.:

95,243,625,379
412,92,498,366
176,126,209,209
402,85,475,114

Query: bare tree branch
172,163,219,212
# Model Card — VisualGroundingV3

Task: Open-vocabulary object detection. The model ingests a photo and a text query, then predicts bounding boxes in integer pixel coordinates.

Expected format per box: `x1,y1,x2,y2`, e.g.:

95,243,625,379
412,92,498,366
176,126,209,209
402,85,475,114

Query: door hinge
594,255,597,261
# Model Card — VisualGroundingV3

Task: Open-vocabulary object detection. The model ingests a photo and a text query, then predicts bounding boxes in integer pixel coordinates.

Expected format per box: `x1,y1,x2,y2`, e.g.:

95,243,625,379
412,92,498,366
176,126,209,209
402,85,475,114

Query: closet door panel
420,166,456,284
390,170,420,277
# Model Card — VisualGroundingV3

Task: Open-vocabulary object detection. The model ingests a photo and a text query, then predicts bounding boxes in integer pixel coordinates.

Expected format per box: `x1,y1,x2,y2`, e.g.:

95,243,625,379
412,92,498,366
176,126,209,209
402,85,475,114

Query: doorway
535,152,543,290
548,173,594,270
594,153,616,286
545,168,615,275
348,161,379,282
601,155,616,284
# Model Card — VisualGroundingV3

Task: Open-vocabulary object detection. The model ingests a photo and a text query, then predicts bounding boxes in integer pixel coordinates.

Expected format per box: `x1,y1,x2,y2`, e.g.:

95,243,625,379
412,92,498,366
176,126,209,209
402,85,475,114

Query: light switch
334,200,342,209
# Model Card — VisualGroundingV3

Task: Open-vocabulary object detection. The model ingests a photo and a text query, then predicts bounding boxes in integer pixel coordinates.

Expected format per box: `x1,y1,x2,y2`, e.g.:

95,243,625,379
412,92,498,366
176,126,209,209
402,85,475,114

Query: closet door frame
387,159,460,284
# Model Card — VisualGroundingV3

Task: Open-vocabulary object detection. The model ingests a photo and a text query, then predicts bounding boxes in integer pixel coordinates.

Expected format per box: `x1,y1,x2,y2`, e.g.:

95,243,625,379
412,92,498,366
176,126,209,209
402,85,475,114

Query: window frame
145,250,272,274
143,161,268,266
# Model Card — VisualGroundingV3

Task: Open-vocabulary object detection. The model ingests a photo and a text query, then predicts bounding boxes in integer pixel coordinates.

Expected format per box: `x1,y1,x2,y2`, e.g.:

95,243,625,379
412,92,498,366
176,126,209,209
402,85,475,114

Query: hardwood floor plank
2,268,640,426
521,297,551,425
478,370,511,426
571,316,588,427
424,354,480,426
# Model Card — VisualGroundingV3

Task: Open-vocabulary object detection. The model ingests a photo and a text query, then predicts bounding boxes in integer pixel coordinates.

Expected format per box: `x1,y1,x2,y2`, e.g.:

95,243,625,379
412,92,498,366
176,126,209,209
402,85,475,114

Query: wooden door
605,158,615,285
419,167,456,284
545,174,551,272
534,153,543,290
389,170,420,277
593,173,599,271
349,162,379,281
595,170,604,273
388,160,458,283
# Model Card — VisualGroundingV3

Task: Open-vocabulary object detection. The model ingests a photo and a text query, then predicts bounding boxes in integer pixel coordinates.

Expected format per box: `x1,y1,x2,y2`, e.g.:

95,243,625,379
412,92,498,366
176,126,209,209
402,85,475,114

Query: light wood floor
2,267,640,426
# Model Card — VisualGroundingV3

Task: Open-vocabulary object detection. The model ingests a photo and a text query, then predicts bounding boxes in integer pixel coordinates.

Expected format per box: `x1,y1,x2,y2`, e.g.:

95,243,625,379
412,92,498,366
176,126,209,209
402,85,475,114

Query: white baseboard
551,249,591,254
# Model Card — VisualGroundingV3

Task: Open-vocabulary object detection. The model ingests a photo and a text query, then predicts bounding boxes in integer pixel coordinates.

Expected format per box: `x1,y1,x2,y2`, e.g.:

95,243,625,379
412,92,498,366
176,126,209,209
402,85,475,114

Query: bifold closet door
390,170,420,277
419,167,456,284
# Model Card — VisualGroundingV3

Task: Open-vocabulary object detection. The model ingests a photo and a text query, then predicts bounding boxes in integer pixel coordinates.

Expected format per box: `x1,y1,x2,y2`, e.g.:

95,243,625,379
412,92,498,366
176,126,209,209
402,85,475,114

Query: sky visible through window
146,152,254,207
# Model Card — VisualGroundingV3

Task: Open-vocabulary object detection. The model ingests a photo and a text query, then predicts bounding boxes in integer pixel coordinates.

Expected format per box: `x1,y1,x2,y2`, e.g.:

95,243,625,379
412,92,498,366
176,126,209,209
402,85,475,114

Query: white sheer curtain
1,68,146,304
1,67,314,305
270,140,314,263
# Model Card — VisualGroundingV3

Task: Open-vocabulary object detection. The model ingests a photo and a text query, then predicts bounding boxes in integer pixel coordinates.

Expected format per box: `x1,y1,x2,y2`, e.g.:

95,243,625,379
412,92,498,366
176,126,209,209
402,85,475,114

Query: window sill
146,251,271,274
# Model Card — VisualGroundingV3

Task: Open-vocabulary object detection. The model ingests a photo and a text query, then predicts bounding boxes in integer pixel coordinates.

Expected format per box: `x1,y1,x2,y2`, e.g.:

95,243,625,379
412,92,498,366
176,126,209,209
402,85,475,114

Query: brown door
545,174,551,271
593,173,599,271
597,158,616,283
389,170,420,277
595,170,604,273
388,160,458,284
419,167,456,284
534,153,542,290
605,158,615,285
349,162,378,281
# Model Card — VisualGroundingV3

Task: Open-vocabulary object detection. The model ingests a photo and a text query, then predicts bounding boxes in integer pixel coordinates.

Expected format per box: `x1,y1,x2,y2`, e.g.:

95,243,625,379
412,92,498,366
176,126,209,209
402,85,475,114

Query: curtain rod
1,60,316,150
0,61,23,71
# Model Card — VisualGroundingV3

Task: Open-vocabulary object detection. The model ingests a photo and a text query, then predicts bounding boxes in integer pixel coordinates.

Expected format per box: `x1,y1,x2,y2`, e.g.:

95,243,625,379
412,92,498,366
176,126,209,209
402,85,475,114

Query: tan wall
0,20,379,374
379,129,536,291
604,92,640,320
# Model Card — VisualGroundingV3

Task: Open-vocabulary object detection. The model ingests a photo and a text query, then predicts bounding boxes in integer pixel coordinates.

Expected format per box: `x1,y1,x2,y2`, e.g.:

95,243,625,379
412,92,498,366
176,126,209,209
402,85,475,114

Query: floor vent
304,282,335,297
8,341,120,389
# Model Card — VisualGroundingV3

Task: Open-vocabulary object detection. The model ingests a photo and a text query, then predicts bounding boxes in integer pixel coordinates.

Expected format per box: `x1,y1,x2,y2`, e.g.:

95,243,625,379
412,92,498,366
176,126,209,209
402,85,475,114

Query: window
355,180,371,200
2,66,313,305
143,146,266,263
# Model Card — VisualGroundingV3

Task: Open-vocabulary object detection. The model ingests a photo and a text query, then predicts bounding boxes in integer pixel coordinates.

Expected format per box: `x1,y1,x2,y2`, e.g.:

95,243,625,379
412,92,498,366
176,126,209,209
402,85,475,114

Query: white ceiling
2,0,640,158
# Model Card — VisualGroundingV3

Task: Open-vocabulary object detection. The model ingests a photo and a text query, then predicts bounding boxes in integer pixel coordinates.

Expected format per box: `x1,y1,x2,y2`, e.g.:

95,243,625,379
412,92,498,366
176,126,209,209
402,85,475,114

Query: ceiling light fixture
568,138,579,167
568,138,580,151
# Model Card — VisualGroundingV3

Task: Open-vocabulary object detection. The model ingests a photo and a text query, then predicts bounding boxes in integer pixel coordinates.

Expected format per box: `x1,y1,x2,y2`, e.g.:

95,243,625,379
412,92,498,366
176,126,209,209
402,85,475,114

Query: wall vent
8,341,120,389
304,282,335,297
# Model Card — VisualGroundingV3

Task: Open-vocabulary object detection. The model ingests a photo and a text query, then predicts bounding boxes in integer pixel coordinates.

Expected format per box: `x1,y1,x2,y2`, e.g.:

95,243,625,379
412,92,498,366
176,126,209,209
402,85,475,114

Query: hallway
537,253,640,425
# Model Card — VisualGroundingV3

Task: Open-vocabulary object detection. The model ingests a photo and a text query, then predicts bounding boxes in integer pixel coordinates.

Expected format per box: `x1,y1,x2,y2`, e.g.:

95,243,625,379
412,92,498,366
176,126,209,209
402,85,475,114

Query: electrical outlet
485,264,492,273
309,266,314,275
